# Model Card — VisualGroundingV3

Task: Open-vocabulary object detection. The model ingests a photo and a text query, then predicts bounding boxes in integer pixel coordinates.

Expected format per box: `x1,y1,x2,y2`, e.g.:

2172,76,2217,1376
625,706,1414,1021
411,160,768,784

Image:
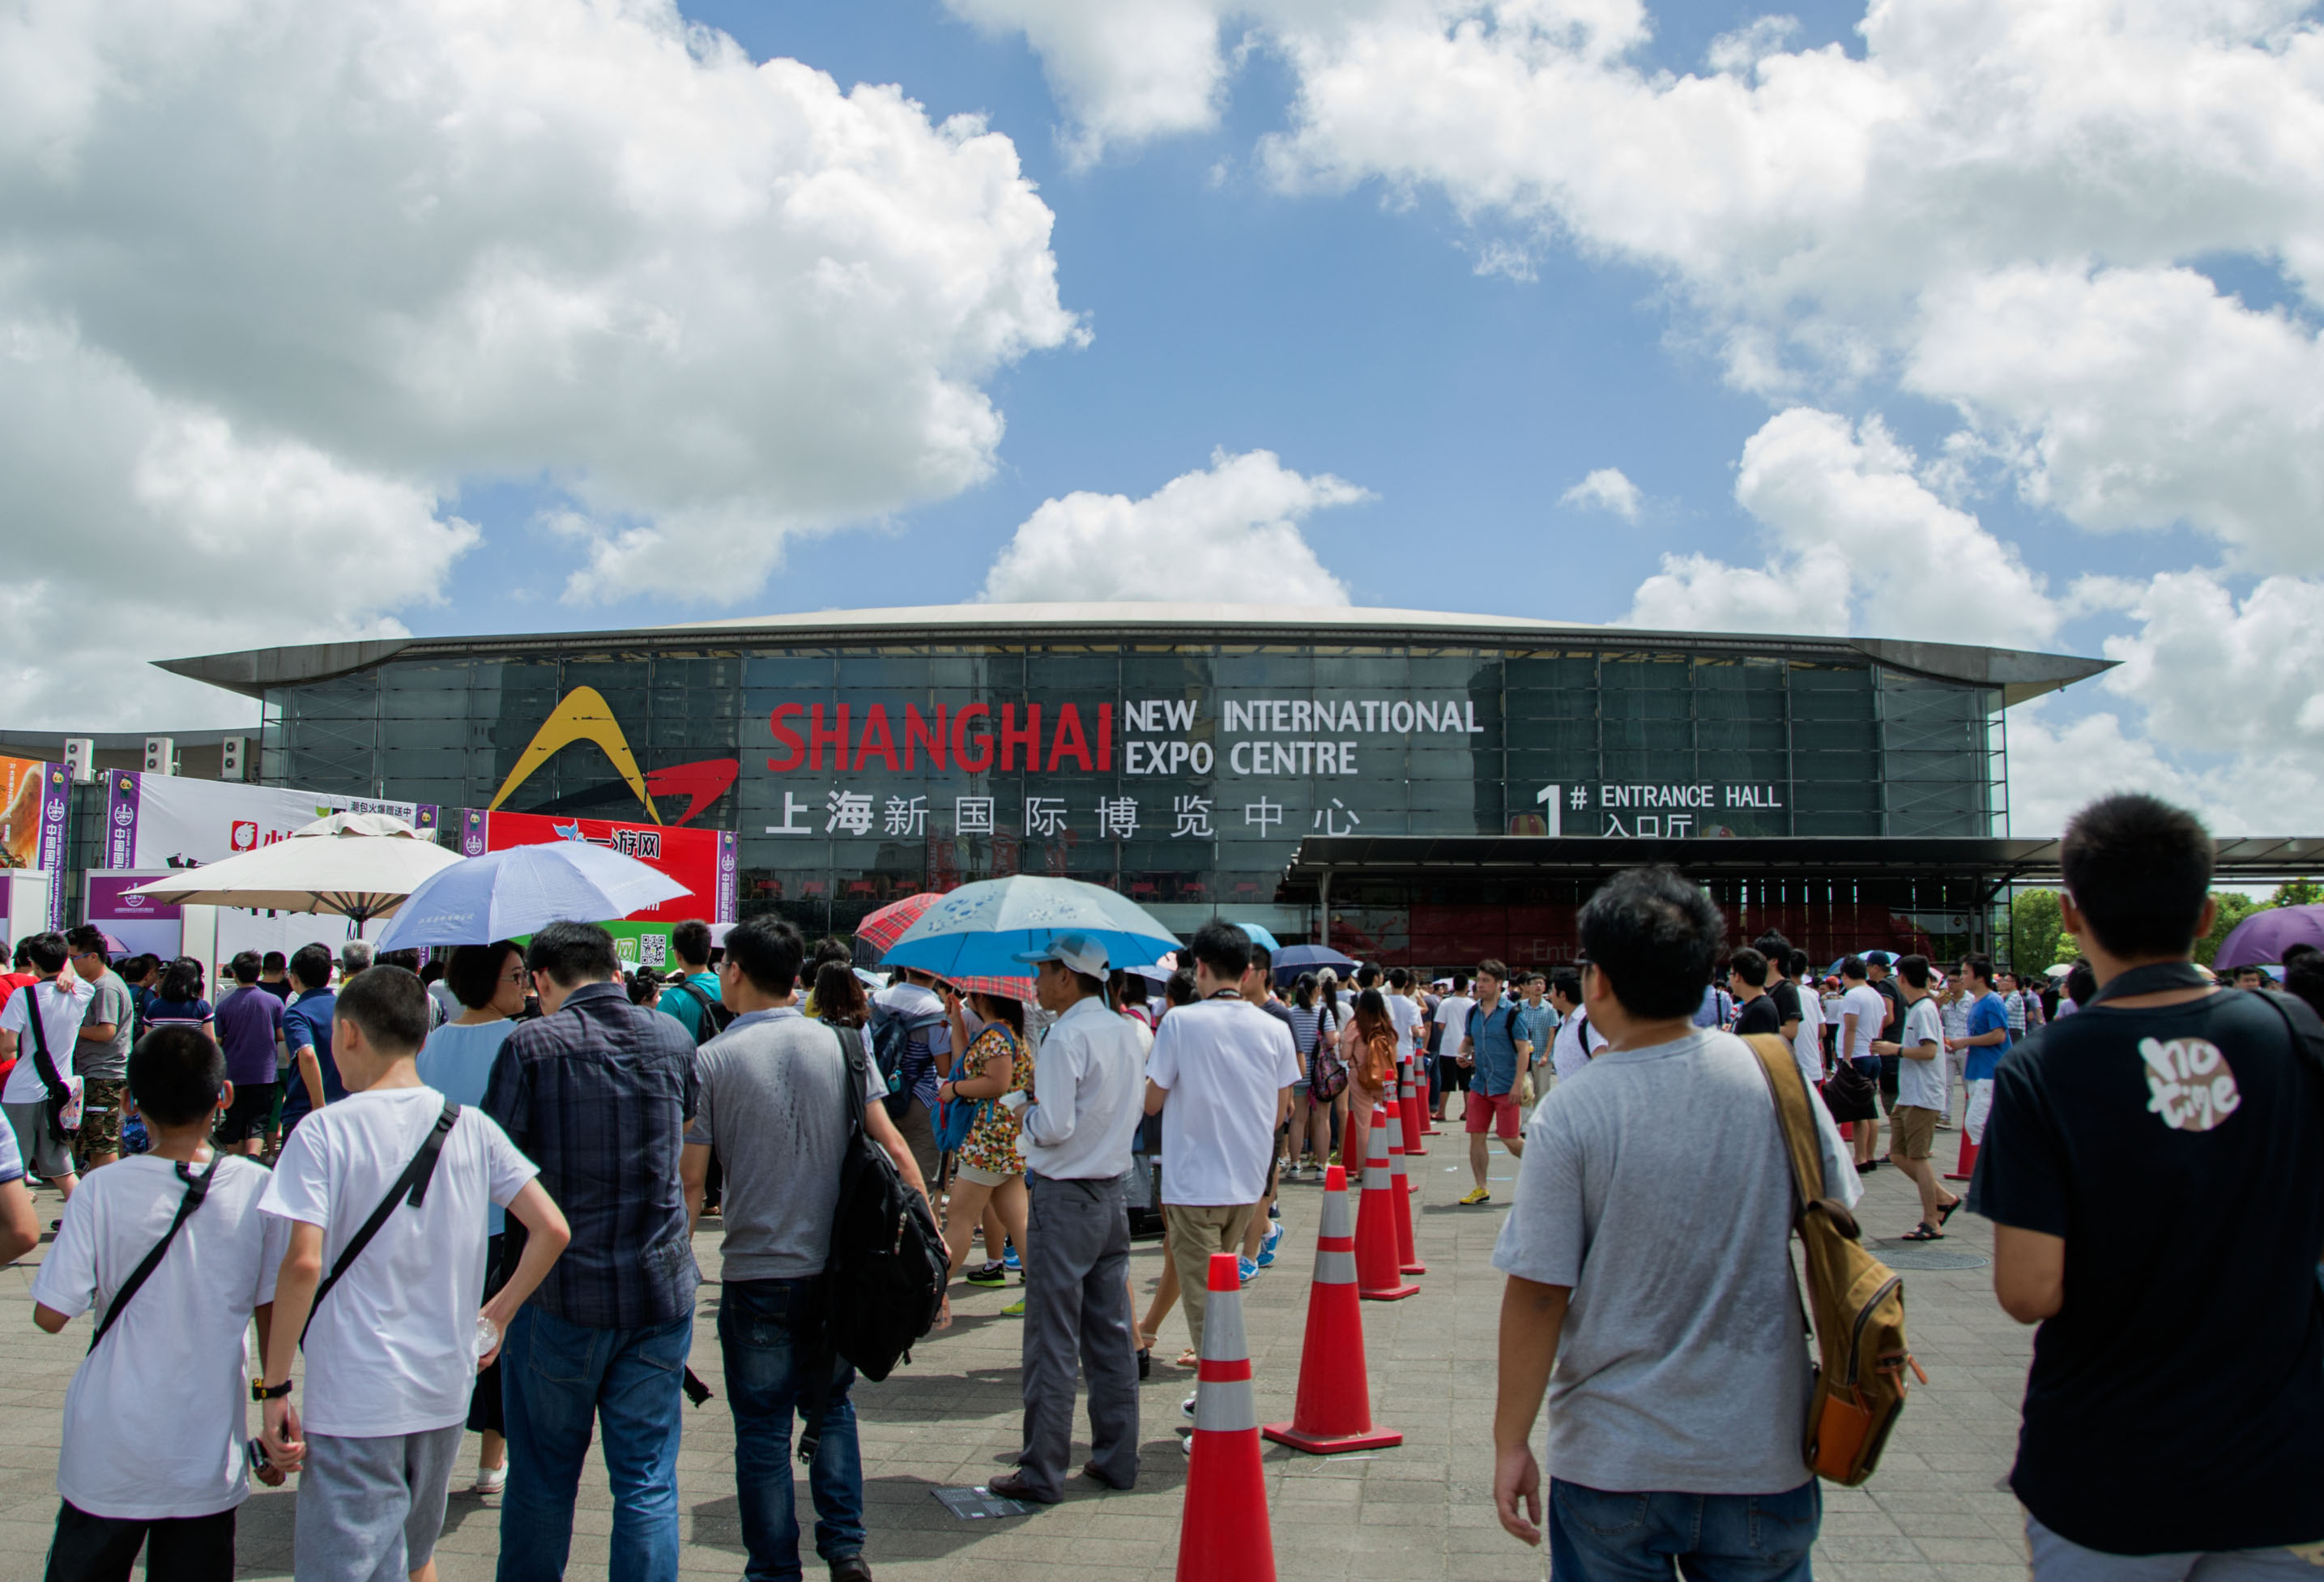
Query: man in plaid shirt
484,922,701,1582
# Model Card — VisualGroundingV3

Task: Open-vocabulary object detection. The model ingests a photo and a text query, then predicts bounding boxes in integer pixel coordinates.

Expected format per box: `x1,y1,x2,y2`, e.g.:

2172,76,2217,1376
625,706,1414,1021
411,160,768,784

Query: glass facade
259,637,2007,946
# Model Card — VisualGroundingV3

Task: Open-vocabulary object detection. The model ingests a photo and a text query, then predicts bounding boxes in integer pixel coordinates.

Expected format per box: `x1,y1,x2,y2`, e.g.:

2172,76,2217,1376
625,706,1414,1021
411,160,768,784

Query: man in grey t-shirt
680,918,928,1582
65,927,133,1171
1490,867,1860,1576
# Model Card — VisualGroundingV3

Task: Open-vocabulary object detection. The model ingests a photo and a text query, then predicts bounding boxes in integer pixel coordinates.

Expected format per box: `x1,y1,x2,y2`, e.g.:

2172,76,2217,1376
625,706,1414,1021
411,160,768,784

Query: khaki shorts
1890,1104,1938,1161
77,1077,126,1159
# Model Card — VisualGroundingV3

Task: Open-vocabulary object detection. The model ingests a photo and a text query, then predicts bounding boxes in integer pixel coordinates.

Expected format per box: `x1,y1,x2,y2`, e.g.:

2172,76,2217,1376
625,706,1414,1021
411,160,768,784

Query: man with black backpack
1976,794,2324,1576
681,916,930,1582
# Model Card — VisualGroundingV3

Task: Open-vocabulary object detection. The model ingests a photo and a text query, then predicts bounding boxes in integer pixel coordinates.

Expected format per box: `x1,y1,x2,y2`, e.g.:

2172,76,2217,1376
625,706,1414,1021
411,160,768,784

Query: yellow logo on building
488,687,663,825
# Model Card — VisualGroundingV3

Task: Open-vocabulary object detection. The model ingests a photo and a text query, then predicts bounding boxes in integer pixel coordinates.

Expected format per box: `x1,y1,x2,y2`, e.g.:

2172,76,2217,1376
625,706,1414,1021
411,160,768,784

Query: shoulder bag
300,1100,458,1343
1744,1032,1921,1486
19,984,83,1144
935,1026,1010,1154
87,1153,224,1350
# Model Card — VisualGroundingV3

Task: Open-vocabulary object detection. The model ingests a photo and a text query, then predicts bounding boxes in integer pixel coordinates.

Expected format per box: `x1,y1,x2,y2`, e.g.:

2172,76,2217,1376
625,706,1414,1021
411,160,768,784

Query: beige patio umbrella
127,812,462,932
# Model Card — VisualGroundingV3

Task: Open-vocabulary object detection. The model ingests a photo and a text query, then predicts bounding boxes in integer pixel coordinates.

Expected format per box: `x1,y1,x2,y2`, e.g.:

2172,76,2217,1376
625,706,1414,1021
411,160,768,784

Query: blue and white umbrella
879,876,1179,979
373,841,689,950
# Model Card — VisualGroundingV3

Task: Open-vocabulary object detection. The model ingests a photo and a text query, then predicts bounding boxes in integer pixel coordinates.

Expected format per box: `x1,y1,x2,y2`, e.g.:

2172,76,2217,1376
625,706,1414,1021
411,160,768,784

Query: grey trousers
295,1422,465,1582
1017,1171,1139,1500
893,1096,941,1192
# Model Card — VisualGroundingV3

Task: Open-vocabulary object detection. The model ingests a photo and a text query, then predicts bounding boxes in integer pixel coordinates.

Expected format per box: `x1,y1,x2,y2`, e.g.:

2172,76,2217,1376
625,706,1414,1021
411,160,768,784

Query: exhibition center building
160,603,2114,966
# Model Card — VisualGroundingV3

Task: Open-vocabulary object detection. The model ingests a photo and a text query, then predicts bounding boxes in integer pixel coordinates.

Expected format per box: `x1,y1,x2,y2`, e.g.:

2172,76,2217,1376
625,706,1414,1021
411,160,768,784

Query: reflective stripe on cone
1179,1252,1277,1582
1354,1105,1419,1301
1384,1102,1426,1276
1263,1164,1403,1454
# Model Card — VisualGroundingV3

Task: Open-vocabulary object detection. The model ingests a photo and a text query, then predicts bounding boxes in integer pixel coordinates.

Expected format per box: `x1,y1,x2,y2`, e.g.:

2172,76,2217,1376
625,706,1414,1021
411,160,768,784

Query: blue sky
6,0,2321,832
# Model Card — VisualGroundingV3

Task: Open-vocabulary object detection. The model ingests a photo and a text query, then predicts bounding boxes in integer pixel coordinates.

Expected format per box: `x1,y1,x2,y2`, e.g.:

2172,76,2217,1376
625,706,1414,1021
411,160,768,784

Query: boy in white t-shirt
256,967,569,1582
32,1025,284,1581
0,931,96,1196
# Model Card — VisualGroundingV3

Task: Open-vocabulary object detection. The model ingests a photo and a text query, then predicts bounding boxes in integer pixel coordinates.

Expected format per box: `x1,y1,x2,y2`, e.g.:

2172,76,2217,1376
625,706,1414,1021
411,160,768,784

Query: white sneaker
1180,1392,1198,1421
473,1465,507,1496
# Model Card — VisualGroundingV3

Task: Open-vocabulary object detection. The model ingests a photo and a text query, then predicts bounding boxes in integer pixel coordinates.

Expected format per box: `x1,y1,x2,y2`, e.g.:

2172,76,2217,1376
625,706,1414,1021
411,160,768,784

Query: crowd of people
0,788,2318,1580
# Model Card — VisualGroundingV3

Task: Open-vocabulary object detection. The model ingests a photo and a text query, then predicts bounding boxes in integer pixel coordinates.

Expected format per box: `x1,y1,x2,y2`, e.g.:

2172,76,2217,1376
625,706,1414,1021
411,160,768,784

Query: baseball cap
1863,950,1893,966
1013,932,1110,977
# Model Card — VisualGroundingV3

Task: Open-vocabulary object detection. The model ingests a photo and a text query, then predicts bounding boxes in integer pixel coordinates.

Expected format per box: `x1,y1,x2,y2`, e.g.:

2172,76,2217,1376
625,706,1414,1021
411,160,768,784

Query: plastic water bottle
475,1314,500,1361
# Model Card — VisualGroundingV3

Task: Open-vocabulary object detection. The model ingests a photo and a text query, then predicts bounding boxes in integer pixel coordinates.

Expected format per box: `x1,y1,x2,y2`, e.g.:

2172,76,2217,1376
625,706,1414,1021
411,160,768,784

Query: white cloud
1559,467,1641,519
1907,265,2324,571
966,0,2324,573
0,0,1077,714
2096,571,2324,757
946,0,1233,164
2004,703,2324,837
0,319,473,727
1623,407,2057,647
979,448,1367,603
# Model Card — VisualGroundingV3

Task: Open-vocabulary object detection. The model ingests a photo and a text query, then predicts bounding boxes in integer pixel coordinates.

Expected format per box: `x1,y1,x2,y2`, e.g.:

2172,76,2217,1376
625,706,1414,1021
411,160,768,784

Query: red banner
462,810,723,925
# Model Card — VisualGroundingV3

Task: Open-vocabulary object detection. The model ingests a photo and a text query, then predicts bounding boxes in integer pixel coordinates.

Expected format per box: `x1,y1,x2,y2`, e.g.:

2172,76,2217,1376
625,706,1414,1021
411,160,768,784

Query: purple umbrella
2213,904,2324,968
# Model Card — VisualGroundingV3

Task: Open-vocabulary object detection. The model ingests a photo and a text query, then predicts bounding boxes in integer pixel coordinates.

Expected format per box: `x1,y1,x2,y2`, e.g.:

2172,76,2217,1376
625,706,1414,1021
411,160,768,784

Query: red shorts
1465,1089,1520,1139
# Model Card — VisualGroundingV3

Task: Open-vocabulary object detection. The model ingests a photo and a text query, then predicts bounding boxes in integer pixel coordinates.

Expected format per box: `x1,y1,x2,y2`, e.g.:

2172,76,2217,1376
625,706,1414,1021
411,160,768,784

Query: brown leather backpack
1743,1033,1925,1486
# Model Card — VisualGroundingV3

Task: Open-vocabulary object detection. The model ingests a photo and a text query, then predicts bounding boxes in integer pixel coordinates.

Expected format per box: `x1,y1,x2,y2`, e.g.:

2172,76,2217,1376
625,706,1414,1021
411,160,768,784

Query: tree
2271,878,2323,909
2195,892,2266,967
2010,889,2066,977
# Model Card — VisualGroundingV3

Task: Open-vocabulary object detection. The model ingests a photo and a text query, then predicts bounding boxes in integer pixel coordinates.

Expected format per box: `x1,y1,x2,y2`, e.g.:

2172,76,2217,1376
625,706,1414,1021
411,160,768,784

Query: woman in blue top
142,957,214,1038
414,938,527,1496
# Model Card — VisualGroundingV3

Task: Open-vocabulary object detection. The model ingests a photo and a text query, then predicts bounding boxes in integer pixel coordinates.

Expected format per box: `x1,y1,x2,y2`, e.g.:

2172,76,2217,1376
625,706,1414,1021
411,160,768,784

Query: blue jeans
718,1277,864,1582
1547,1478,1820,1581
497,1306,692,1582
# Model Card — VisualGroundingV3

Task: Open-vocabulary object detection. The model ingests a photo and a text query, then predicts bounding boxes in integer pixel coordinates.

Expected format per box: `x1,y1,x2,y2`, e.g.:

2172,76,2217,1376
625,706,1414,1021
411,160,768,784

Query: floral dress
956,1022,1034,1179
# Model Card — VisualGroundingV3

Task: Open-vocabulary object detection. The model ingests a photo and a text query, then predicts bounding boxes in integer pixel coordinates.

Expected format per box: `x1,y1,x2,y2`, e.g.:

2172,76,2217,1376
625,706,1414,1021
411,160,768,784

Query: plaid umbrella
941,973,1038,1004
855,892,940,955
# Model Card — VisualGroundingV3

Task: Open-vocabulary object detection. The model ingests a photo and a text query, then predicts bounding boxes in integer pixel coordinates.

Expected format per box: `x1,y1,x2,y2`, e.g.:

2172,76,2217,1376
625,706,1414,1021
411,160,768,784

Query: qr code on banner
638,933,668,968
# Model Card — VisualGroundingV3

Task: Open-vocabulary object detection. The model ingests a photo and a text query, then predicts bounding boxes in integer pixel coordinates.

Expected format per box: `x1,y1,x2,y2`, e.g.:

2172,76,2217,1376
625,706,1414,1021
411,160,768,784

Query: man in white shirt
0,931,96,1197
1492,867,1859,1573
1872,953,1960,1242
988,933,1148,1507
257,967,570,1582
1786,949,1826,1091
1837,957,1889,1169
1143,922,1297,1360
1547,970,1605,1085
1431,974,1477,1121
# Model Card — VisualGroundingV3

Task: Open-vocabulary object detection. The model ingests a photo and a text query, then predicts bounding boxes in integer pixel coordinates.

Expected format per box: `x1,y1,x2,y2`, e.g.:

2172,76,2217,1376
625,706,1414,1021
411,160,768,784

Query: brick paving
0,1130,2034,1580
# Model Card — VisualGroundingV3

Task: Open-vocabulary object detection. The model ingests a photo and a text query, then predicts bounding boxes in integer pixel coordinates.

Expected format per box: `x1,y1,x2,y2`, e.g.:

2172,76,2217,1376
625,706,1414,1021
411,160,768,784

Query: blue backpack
867,996,946,1118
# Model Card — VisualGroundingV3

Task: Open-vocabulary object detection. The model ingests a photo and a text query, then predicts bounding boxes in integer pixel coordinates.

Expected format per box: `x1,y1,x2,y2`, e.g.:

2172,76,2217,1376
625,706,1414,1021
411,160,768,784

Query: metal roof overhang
151,603,2113,705
1283,835,2324,895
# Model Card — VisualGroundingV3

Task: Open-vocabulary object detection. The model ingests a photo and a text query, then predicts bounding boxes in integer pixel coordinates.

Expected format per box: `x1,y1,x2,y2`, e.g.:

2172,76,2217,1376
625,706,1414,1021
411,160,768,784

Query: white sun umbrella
127,812,462,932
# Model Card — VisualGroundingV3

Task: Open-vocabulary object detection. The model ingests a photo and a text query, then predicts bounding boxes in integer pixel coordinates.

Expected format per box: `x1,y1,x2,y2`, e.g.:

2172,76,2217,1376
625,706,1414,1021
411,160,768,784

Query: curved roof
155,601,2111,706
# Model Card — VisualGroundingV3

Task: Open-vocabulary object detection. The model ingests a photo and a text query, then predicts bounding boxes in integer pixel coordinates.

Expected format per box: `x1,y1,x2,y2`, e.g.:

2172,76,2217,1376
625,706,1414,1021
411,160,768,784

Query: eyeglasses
501,970,528,985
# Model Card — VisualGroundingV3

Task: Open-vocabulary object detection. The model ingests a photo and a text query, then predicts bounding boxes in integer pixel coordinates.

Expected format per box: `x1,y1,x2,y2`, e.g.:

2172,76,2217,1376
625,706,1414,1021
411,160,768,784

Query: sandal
1935,1196,1964,1228
1900,1222,1946,1242
1176,1348,1200,1368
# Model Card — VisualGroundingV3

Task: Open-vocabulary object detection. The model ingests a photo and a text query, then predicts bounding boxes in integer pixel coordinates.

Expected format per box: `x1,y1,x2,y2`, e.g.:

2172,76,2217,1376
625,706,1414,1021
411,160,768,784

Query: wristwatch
251,1378,293,1401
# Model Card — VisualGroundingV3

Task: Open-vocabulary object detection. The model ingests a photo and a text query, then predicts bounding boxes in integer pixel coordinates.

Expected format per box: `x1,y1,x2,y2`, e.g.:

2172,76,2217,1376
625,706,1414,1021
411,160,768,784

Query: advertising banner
458,810,729,927
0,757,74,932
104,772,440,870
84,872,184,960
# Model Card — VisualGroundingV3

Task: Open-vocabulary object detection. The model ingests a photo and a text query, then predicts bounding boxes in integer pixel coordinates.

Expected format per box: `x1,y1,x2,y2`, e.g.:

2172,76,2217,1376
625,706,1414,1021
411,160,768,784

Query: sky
5,0,2322,834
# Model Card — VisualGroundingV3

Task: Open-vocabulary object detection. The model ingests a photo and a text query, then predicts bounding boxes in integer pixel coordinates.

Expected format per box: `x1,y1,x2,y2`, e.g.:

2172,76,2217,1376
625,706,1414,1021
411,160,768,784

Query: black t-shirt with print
1871,977,1904,1039
1767,980,1802,1029
1733,995,1784,1038
1971,987,2324,1554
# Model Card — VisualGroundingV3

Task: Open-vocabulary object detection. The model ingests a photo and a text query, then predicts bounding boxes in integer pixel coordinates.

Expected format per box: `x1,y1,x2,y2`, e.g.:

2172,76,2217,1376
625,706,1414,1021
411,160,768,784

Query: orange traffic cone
1355,1106,1419,1301
1179,1252,1277,1581
1263,1165,1403,1454
1399,1055,1429,1153
1383,1102,1425,1276
1943,1132,1979,1183
1413,1053,1440,1136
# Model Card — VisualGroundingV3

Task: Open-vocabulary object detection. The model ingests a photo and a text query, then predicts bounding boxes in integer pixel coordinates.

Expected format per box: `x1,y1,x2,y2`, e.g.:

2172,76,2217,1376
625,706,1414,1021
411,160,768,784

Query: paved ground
0,1123,2034,1580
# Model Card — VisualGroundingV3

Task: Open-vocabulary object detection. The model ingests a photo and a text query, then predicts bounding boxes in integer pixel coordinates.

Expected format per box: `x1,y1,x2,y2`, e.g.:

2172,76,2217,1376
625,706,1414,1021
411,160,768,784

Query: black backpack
864,996,944,1118
670,979,735,1047
808,1026,946,1426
